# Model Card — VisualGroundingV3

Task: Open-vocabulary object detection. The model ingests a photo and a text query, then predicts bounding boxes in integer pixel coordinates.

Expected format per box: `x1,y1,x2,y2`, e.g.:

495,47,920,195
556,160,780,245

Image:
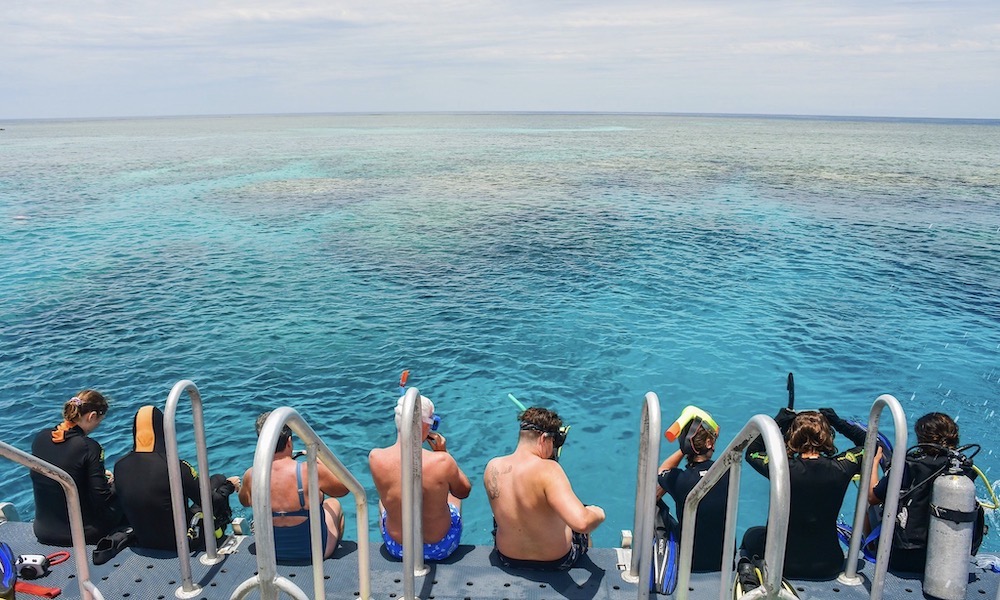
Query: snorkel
665,405,719,457
509,394,570,461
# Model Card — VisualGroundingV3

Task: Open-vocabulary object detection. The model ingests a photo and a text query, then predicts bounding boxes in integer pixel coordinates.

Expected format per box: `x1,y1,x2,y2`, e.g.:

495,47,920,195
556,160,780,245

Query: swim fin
732,556,799,600
649,499,679,595
0,542,15,600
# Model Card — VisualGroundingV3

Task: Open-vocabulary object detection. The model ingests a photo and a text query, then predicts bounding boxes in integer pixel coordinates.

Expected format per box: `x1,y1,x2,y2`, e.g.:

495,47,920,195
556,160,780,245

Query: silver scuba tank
923,463,977,600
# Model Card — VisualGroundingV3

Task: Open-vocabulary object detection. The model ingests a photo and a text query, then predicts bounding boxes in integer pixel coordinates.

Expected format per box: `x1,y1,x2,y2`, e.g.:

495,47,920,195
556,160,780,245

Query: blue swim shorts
381,504,462,561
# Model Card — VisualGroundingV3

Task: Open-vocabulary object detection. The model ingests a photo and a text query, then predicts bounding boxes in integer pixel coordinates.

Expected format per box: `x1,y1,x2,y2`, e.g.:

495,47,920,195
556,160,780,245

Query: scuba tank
923,455,978,600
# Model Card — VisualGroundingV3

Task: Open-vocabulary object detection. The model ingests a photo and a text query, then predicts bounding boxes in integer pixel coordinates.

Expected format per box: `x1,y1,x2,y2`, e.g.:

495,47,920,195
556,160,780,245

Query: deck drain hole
68,575,76,580
905,588,913,593
169,581,176,585
324,575,331,580
389,594,396,598
833,588,841,593
146,565,154,569
122,594,130,598
354,592,360,596
504,583,511,587
613,585,621,590
539,583,547,588
289,573,296,578
210,582,217,587
466,581,474,586
394,579,401,583
134,578,142,583
101,577,109,581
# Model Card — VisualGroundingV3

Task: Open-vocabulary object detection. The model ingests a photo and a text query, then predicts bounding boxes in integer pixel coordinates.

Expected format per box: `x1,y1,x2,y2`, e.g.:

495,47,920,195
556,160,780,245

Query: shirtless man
484,407,605,570
368,395,472,561
239,413,349,561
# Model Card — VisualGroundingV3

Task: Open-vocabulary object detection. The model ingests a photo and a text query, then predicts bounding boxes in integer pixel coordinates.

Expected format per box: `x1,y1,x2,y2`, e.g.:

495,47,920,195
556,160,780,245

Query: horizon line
2,110,999,125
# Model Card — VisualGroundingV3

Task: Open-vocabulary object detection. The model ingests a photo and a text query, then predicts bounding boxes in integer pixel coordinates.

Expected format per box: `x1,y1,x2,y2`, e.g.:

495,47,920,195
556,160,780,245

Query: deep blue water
1,113,998,550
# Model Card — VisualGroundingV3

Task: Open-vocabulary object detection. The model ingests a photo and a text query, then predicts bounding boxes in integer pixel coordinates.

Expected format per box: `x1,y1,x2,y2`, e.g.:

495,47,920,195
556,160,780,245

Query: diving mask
665,405,719,456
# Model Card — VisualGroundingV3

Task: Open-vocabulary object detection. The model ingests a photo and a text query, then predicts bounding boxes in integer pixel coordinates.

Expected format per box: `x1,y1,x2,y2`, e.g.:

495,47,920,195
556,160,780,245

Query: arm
181,460,201,505
238,468,253,507
820,408,868,448
656,449,684,498
545,464,605,534
85,440,118,516
318,462,350,498
427,433,472,499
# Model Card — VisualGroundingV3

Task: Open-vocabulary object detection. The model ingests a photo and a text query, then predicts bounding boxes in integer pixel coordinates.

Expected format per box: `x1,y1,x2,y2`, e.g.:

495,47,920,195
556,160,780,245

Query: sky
2,0,999,120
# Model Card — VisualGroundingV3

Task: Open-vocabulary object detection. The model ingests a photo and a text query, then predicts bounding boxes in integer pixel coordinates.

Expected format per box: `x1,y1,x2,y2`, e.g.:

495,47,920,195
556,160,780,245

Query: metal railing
622,391,661,600
162,379,226,599
0,441,105,600
838,394,908,600
230,407,371,600
400,387,430,600
677,414,793,600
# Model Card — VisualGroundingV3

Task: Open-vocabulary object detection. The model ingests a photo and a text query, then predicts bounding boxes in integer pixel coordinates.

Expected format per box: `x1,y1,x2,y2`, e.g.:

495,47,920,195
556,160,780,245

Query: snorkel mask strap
666,405,719,455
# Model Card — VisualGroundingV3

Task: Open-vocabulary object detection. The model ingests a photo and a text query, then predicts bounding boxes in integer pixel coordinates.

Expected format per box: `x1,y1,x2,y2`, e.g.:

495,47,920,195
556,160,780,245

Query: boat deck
1,520,998,599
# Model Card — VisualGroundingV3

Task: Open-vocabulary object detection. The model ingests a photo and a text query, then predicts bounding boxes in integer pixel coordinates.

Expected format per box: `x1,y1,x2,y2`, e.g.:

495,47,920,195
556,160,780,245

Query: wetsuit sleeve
833,446,866,476
819,408,868,448
181,460,201,505
745,434,771,478
84,439,118,519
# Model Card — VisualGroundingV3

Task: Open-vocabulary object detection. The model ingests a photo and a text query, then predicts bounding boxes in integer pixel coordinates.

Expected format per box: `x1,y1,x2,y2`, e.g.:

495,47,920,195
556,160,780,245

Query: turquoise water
1,113,999,551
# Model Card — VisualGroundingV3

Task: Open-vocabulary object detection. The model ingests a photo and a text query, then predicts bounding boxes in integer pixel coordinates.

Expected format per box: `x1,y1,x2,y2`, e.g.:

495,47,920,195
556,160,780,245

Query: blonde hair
63,390,109,423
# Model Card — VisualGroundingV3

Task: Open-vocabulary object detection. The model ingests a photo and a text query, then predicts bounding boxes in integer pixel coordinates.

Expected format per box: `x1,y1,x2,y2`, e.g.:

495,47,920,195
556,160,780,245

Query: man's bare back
485,408,605,565
369,431,470,543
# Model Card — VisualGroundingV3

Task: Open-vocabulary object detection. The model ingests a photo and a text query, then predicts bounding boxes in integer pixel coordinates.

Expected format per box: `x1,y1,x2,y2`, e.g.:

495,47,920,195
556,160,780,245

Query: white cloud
1,0,998,118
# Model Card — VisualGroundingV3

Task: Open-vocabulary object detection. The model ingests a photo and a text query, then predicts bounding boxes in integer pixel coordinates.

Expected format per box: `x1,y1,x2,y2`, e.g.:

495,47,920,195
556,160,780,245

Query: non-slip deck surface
1,520,997,599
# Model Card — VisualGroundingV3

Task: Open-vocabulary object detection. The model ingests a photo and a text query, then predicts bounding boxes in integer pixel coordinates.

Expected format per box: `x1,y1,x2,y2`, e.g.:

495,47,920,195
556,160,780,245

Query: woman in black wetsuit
741,408,868,579
31,390,125,545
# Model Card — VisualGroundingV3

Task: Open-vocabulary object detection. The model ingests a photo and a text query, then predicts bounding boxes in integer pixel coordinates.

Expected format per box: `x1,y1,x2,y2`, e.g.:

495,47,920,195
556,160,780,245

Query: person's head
785,411,836,457
914,412,959,455
667,406,720,461
394,394,435,435
255,412,293,454
132,405,166,453
518,407,566,460
63,390,109,433
679,418,719,460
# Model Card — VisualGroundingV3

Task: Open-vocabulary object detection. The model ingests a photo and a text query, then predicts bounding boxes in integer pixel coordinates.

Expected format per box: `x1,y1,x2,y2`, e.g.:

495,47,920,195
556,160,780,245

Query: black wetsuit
659,460,730,572
31,423,123,545
873,451,977,573
114,406,235,551
742,408,866,579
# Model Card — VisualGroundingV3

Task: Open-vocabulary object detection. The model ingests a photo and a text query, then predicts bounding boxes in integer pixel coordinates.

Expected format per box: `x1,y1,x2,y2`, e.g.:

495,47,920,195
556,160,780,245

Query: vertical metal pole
839,394,907,600
401,387,428,600
625,392,660,596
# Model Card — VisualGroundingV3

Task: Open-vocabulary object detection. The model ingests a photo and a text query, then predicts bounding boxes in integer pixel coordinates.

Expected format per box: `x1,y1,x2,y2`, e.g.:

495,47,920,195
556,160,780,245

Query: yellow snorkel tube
665,405,719,442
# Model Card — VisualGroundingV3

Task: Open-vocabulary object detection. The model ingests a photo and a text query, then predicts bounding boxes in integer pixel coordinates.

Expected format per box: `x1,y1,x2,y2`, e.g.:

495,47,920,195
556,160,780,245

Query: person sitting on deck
114,405,240,551
656,405,729,572
368,394,472,561
238,412,349,561
867,412,983,573
484,406,605,571
31,390,125,545
740,407,868,580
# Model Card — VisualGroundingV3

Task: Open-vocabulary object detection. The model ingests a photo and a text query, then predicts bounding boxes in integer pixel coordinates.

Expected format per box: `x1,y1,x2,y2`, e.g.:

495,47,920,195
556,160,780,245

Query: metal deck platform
2,520,998,599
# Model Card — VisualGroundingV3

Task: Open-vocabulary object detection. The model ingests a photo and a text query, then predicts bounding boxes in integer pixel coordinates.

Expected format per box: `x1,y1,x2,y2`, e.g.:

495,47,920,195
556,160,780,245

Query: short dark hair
519,407,562,438
255,412,292,453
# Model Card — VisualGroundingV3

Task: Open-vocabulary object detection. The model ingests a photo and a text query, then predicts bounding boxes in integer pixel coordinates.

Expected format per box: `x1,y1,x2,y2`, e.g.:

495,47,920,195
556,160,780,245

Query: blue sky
2,0,998,119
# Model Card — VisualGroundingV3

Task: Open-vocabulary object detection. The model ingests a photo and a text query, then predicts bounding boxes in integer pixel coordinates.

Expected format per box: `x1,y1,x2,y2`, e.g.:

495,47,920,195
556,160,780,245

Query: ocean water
1,113,999,551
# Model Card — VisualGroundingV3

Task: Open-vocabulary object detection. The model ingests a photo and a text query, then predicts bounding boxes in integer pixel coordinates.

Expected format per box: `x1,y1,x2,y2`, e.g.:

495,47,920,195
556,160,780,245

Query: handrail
676,414,793,600
162,380,222,599
230,407,371,600
838,394,908,600
622,391,661,600
0,441,106,600
401,387,430,600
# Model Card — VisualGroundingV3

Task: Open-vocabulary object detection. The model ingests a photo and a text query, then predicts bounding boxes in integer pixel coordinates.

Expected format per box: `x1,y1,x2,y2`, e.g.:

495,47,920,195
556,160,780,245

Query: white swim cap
394,394,435,430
